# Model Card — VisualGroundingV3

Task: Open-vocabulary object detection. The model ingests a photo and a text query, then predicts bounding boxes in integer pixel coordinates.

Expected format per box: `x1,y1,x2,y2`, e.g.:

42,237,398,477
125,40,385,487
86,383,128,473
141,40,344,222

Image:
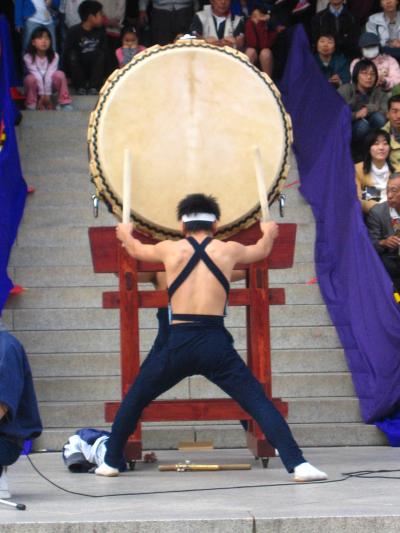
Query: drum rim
88,41,292,240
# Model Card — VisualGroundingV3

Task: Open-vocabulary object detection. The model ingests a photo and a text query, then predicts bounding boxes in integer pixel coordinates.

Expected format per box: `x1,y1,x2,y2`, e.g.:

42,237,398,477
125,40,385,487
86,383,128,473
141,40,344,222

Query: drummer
96,193,328,482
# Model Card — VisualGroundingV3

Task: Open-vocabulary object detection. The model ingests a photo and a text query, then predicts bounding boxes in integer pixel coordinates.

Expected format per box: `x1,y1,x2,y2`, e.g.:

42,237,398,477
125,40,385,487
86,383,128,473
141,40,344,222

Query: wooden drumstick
122,148,132,224
252,145,270,222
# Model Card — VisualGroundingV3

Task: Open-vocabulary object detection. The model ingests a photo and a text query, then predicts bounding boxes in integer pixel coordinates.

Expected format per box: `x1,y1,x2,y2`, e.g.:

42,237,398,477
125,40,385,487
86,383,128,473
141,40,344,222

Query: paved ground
1,447,400,531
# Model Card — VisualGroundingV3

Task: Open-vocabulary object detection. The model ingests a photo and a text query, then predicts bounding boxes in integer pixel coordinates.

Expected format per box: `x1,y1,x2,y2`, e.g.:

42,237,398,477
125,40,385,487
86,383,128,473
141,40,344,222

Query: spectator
24,25,72,110
366,172,400,292
59,0,83,29
15,0,60,53
0,318,42,499
355,129,394,214
366,0,400,60
348,1,378,26
338,59,388,147
311,0,360,59
190,0,245,49
63,0,107,95
139,0,196,46
351,32,400,93
101,0,126,50
244,4,284,76
314,32,350,87
115,26,145,67
383,94,400,169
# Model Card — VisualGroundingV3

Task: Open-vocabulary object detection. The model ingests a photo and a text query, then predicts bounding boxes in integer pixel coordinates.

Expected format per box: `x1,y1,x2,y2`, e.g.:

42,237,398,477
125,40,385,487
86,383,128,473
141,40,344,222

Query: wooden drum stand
89,222,296,469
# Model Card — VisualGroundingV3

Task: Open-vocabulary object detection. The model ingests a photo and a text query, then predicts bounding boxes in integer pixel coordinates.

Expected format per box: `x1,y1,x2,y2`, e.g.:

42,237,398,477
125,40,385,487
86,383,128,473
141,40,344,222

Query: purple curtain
279,25,400,443
0,15,27,313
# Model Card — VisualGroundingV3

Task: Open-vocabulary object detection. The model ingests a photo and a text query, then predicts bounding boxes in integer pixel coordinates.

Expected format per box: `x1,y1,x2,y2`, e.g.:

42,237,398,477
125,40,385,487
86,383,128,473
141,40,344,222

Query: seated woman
314,32,350,88
244,4,284,77
366,0,400,60
355,129,394,214
351,32,400,93
338,59,389,148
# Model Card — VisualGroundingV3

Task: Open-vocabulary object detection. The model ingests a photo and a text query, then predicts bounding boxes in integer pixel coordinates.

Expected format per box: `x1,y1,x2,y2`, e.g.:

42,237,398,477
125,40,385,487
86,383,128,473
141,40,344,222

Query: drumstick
122,148,132,224
252,145,270,222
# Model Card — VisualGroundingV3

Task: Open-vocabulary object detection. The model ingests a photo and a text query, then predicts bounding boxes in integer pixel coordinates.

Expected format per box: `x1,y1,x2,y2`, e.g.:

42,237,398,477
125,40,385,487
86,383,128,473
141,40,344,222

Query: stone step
38,397,362,428
32,371,352,403
190,372,354,400
21,203,314,226
10,305,331,331
20,157,90,177
10,262,315,287
12,324,340,354
15,222,316,248
27,348,347,378
33,421,386,452
4,284,324,310
20,108,92,126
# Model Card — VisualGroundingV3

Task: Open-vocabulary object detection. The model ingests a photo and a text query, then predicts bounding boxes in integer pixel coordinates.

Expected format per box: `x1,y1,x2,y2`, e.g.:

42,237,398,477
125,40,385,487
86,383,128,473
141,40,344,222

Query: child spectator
314,32,350,87
244,3,284,77
338,59,388,148
311,0,360,59
115,27,145,68
355,129,394,214
351,32,400,93
15,0,60,53
366,0,400,60
23,25,72,110
63,0,107,95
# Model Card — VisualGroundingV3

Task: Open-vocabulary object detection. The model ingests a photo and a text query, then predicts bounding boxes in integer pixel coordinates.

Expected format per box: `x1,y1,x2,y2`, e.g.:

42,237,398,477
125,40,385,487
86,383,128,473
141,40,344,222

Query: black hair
26,26,55,61
388,94,400,111
351,59,378,87
362,129,393,174
316,32,337,46
389,172,400,181
177,193,220,233
121,26,137,40
78,0,103,22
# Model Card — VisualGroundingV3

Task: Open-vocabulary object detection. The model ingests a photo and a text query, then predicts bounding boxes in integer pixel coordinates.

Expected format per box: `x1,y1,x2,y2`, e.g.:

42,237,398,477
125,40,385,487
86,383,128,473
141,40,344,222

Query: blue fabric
280,25,400,443
105,322,305,472
0,437,22,466
0,330,42,440
0,16,27,313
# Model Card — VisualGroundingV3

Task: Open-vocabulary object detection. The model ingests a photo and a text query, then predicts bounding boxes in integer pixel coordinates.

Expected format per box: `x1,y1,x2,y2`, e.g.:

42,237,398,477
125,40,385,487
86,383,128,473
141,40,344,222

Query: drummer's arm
116,223,168,263
228,221,279,264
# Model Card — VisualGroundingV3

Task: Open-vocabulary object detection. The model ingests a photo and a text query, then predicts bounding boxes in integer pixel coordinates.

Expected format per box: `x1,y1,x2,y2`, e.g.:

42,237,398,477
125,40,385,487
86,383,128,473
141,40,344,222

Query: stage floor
1,447,400,532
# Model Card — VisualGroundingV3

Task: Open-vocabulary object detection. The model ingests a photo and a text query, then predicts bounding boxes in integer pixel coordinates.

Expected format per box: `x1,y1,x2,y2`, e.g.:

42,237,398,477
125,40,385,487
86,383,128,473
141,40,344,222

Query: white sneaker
0,467,11,499
95,463,119,477
293,462,327,482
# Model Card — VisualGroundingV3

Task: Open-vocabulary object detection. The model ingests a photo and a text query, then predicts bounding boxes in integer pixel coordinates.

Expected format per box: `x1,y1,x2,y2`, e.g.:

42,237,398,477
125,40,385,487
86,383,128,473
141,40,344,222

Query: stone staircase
3,96,386,451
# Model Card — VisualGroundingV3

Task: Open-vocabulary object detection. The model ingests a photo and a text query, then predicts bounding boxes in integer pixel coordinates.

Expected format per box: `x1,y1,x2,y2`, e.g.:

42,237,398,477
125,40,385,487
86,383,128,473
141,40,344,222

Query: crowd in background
0,0,400,291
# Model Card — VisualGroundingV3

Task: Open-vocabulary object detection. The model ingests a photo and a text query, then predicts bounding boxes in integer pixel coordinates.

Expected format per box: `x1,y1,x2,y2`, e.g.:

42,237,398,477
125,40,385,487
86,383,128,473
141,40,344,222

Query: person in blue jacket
14,0,60,52
314,32,350,88
0,318,42,499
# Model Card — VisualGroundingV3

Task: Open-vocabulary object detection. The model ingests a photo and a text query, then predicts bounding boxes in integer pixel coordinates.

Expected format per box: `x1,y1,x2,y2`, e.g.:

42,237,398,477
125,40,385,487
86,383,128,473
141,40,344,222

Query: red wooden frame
89,223,296,461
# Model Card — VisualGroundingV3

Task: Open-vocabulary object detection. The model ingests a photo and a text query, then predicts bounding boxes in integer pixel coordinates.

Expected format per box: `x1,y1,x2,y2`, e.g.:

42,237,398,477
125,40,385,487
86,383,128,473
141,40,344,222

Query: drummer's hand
116,222,134,245
260,220,279,241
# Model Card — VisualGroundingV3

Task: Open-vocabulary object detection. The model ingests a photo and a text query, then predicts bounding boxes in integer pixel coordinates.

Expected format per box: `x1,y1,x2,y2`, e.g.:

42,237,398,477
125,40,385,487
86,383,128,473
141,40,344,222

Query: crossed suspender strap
167,236,230,300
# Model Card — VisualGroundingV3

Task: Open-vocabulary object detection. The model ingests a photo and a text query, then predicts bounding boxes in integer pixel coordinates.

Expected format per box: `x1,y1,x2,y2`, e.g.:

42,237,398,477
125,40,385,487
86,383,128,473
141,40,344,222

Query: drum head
88,41,292,239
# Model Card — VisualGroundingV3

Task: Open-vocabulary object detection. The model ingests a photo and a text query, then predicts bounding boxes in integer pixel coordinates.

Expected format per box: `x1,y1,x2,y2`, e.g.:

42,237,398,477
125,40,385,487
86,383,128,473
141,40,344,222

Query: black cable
26,455,352,499
27,455,400,499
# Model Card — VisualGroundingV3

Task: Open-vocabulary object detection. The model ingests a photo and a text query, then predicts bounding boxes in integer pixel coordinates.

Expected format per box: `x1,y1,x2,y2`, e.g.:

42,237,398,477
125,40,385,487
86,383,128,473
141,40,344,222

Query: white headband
181,212,217,223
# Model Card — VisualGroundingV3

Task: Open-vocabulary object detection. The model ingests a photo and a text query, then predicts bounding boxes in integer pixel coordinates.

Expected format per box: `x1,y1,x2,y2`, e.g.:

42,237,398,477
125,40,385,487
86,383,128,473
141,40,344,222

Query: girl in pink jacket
24,26,73,110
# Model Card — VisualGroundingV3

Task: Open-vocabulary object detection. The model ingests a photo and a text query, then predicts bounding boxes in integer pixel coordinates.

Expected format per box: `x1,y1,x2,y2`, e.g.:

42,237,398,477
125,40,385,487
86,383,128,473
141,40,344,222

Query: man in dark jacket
366,172,400,292
0,319,42,499
311,0,360,59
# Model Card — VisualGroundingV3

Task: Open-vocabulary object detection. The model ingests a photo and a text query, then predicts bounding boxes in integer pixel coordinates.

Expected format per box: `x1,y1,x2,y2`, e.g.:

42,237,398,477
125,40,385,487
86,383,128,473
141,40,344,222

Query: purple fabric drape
0,15,27,313
279,25,400,441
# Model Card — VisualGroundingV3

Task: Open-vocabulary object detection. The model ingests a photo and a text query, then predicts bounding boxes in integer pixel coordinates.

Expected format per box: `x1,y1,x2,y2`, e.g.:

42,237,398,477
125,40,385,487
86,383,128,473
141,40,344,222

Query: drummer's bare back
116,222,278,318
